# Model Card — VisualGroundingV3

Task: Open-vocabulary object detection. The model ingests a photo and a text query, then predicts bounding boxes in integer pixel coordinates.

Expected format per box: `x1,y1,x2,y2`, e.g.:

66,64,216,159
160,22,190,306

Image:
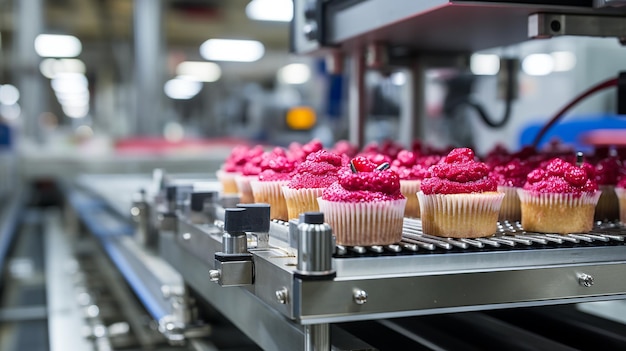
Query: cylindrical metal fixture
304,324,330,351
222,233,248,255
297,212,334,276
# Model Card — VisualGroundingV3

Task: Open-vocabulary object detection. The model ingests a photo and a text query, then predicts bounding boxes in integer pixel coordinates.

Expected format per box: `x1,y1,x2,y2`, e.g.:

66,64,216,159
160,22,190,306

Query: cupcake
417,148,504,238
490,158,534,222
232,145,264,203
391,150,438,218
616,176,626,224
518,158,601,234
593,155,622,221
217,145,251,195
317,156,406,246
282,150,344,220
249,148,296,221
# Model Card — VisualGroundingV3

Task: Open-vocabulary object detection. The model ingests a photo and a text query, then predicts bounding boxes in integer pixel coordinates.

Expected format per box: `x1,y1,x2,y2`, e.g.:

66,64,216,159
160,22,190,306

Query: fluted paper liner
400,180,421,218
595,185,619,221
282,186,325,220
517,190,601,234
250,180,289,221
498,186,521,222
615,187,626,224
417,191,504,238
235,175,257,204
216,169,239,194
317,198,406,246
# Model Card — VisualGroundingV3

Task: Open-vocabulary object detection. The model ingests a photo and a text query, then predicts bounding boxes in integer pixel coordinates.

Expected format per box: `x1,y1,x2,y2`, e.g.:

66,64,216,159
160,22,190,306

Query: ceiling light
34,34,82,58
278,63,311,84
40,58,86,79
0,84,20,105
522,53,554,76
551,51,576,72
63,105,89,118
246,0,293,22
391,72,407,86
200,39,265,62
470,54,500,75
164,77,203,100
51,73,88,94
176,61,222,82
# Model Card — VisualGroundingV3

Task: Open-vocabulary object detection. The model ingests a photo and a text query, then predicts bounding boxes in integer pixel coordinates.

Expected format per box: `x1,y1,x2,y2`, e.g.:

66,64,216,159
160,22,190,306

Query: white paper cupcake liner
497,185,521,222
250,180,289,221
595,185,619,221
417,191,504,238
216,169,240,195
517,189,601,234
281,186,325,220
615,187,626,224
317,198,407,246
235,175,257,204
400,180,421,218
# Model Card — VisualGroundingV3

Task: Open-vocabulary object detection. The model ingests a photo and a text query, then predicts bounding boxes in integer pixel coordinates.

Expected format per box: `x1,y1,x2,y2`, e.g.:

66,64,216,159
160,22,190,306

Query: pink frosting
523,158,598,196
391,150,440,180
288,150,344,189
421,148,497,195
256,147,296,182
595,156,623,186
490,159,535,188
321,157,404,202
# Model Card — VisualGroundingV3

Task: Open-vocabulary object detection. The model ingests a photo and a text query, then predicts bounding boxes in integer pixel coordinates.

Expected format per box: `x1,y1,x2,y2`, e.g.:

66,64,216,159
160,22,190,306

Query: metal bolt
353,289,368,305
578,273,594,287
275,287,289,304
209,270,221,282
182,232,191,240
303,23,318,41
130,206,141,217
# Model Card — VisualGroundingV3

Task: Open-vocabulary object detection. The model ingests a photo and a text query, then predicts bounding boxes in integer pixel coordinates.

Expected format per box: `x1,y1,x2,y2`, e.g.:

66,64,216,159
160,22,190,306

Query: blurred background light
0,84,20,105
246,0,293,22
391,72,407,86
286,106,316,130
164,77,203,100
470,54,500,76
522,53,554,76
40,58,86,79
278,63,311,85
34,34,82,58
551,51,577,72
199,39,265,62
176,61,222,82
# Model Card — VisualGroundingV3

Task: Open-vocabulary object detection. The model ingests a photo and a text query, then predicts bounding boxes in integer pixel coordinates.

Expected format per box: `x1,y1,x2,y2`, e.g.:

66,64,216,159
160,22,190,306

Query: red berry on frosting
350,156,377,172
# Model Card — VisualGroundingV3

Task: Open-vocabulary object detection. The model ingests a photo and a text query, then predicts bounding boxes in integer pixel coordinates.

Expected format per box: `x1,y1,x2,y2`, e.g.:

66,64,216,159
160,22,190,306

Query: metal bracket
529,13,626,42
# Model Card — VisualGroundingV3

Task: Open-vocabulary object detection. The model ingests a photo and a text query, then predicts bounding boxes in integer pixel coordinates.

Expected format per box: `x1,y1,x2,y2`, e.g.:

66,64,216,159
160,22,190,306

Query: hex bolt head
209,269,221,282
353,289,368,305
275,287,289,304
578,273,594,287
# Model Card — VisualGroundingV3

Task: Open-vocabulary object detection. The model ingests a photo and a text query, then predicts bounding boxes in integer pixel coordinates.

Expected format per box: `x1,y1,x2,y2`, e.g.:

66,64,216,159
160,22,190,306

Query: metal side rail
66,188,209,344
0,189,25,280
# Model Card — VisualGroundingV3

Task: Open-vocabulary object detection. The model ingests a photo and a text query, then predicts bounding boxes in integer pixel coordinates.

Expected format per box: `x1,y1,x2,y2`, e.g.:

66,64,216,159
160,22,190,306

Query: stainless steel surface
304,324,330,351
348,47,366,148
296,263,626,324
529,12,626,39
316,0,625,54
212,259,254,287
45,211,95,351
594,0,626,7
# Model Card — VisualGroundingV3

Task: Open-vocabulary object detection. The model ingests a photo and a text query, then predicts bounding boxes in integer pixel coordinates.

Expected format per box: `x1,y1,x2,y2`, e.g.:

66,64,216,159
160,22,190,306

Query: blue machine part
519,115,626,151
0,196,23,283
100,238,168,321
